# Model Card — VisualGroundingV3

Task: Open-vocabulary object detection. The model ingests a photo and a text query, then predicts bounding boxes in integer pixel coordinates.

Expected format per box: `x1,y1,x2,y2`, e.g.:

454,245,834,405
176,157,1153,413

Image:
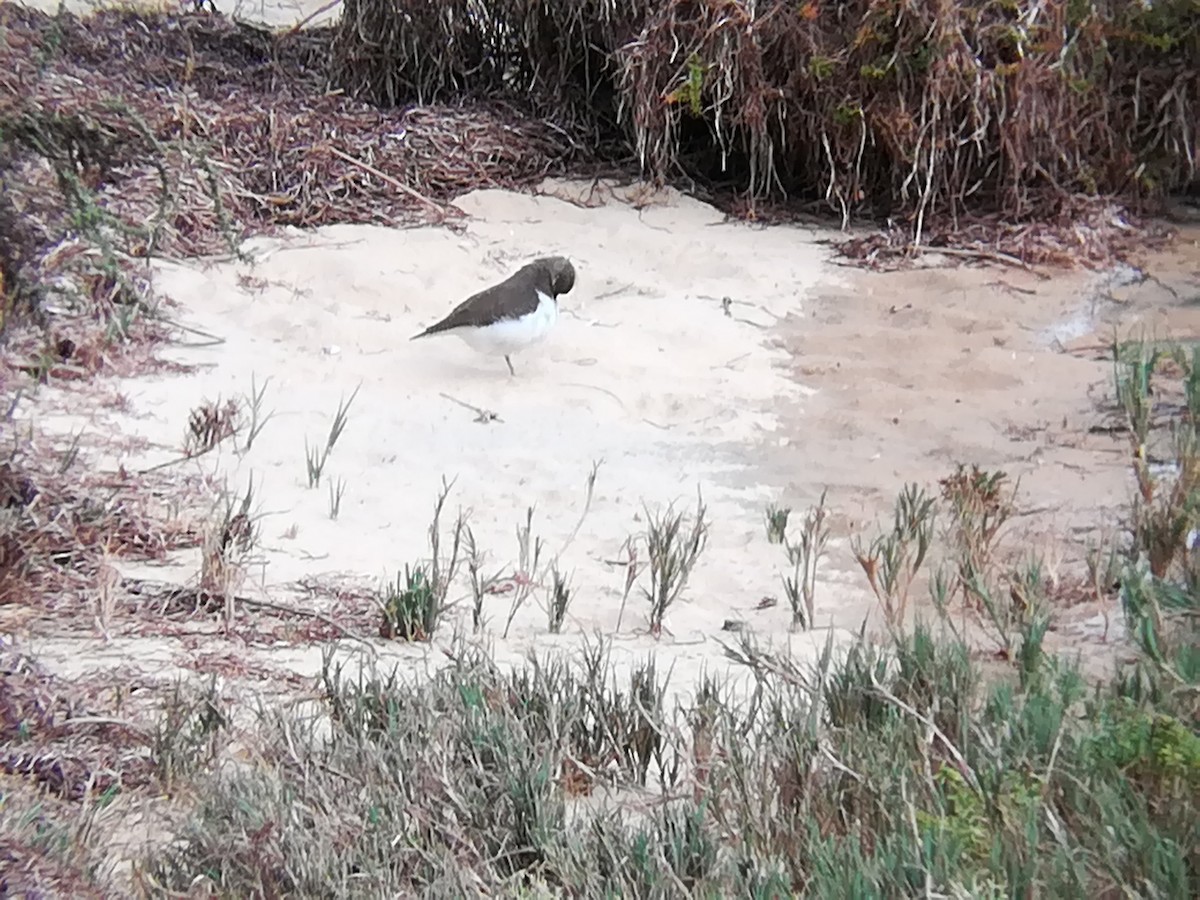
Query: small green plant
781,489,830,631
964,554,1048,663
152,676,227,791
852,482,936,628
546,564,573,634
807,55,835,80
1184,344,1200,425
1083,529,1122,640
378,564,439,640
1131,419,1199,580
377,478,465,641
1120,568,1199,684
304,383,361,488
1085,699,1200,793
1109,340,1200,703
1109,338,1200,581
666,52,707,116
502,506,544,639
327,477,346,520
1112,333,1160,455
643,488,709,638
34,1,68,70
859,61,890,80
832,102,863,127
764,502,791,544
939,465,1016,603
239,372,274,454
1016,602,1052,691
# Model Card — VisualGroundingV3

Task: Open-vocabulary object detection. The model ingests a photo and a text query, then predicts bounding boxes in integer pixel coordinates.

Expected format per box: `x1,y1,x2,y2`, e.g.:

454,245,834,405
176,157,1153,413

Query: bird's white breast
456,291,558,357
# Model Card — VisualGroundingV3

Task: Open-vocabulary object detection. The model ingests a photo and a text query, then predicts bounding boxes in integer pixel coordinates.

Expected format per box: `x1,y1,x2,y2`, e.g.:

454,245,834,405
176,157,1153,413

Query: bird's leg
504,355,516,377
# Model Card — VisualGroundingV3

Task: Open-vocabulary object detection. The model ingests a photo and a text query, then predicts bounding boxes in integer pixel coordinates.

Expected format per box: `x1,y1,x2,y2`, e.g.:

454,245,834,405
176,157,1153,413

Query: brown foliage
333,0,1199,226
0,6,584,343
0,441,201,610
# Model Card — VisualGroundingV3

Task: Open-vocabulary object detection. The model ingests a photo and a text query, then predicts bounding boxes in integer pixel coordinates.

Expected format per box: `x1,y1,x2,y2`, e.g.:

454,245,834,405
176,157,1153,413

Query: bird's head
537,256,576,297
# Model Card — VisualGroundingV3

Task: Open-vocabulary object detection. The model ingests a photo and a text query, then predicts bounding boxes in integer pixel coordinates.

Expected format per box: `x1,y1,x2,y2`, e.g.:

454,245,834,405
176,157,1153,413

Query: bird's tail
412,320,458,340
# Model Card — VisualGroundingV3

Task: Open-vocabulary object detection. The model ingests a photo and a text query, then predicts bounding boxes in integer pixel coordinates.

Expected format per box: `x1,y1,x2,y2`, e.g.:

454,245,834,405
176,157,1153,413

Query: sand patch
16,0,343,30
20,181,863,698
12,177,1200,696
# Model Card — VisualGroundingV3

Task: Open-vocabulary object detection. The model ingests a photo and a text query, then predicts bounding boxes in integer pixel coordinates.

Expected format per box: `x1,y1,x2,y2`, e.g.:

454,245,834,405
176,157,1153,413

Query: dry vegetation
0,2,1198,897
0,1,1196,367
0,429,203,613
334,0,1196,263
0,3,589,391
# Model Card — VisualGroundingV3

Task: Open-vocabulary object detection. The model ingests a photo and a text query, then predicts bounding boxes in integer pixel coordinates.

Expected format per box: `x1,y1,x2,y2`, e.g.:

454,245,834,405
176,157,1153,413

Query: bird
410,256,576,376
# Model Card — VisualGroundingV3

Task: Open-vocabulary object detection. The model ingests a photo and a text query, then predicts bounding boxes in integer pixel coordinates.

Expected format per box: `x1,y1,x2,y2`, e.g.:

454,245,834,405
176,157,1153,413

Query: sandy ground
7,0,1200,782
792,239,1200,660
10,172,1200,703
19,0,342,29
13,181,858,699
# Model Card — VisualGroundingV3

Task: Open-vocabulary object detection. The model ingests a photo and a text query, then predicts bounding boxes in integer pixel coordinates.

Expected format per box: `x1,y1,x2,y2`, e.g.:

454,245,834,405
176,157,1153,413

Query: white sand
18,0,343,30
23,181,865,699
14,0,1195,703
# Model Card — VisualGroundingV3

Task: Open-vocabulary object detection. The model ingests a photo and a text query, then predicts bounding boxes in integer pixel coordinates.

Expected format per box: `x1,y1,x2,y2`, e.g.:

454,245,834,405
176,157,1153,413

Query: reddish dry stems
185,397,241,457
0,440,203,610
0,643,157,804
0,6,580,259
837,197,1175,271
331,0,1193,265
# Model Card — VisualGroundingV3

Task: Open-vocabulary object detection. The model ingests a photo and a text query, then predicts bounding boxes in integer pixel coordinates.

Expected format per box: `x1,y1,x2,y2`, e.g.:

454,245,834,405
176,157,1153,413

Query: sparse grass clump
852,482,936,628
545,564,573,633
152,676,228,791
199,476,258,628
1104,336,1200,689
304,383,360,488
642,489,709,637
1113,338,1200,582
780,488,830,630
377,564,439,640
238,372,274,454
939,465,1018,600
377,478,464,641
0,786,111,899
763,501,790,544
327,476,346,520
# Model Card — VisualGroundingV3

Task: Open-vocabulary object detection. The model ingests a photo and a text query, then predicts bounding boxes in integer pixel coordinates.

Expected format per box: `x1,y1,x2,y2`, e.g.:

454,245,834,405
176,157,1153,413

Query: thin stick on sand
326,146,449,218
283,0,343,38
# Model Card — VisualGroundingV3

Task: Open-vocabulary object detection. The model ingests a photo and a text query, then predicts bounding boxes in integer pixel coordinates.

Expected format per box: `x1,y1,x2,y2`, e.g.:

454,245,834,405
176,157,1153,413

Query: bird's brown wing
412,264,550,339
